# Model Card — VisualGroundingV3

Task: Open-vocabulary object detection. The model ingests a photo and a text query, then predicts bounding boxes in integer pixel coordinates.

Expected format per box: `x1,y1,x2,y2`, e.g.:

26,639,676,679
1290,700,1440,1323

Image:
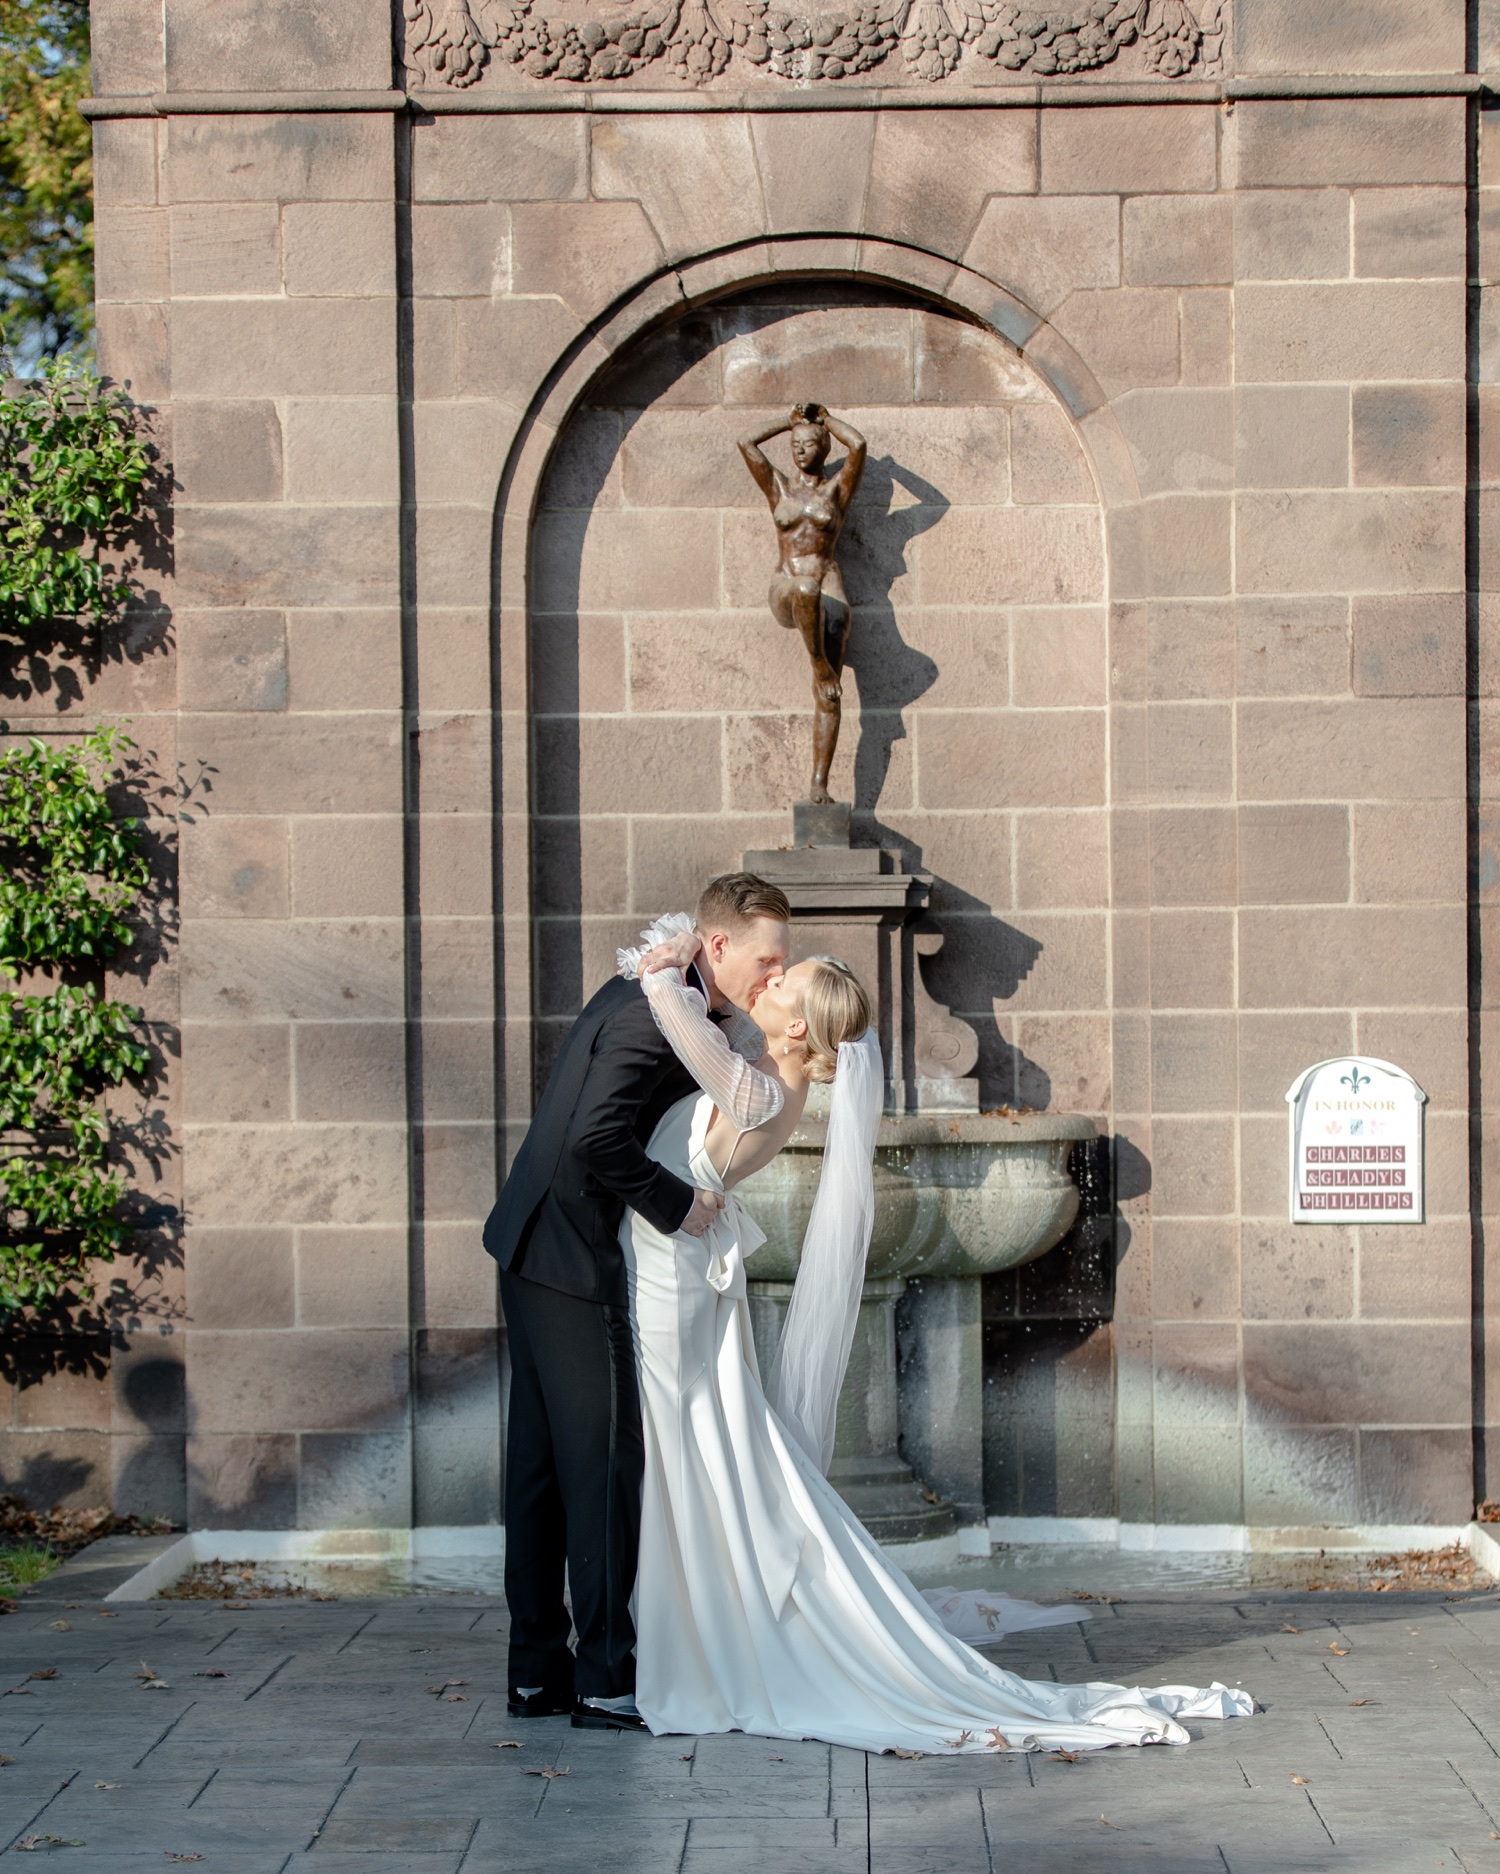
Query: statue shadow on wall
839,453,1138,1345
839,450,1051,1114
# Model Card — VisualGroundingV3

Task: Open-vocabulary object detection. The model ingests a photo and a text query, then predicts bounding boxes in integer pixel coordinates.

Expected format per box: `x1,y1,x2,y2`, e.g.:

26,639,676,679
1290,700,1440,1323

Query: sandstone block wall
1,0,1482,1532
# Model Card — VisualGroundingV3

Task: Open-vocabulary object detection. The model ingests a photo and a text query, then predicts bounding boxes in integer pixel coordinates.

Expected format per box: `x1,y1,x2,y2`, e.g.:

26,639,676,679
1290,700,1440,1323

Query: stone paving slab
5,1590,1500,1869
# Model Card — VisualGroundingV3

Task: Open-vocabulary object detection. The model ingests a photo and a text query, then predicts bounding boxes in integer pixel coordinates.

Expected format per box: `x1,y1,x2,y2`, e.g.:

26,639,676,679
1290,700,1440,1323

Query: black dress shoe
507,1684,573,1718
571,1697,648,1731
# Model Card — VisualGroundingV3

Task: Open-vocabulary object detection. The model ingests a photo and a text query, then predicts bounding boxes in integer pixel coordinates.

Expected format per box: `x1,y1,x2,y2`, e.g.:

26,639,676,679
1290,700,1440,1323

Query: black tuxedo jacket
482,972,708,1305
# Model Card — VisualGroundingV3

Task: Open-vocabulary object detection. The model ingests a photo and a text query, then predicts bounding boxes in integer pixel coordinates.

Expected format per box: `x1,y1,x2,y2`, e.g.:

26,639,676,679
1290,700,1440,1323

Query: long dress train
622,1091,1253,1756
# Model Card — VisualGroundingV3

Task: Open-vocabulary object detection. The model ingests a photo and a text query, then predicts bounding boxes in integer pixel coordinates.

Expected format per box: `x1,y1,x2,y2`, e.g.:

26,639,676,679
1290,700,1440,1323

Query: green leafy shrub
0,724,149,967
0,727,152,1314
0,357,160,1325
0,360,149,634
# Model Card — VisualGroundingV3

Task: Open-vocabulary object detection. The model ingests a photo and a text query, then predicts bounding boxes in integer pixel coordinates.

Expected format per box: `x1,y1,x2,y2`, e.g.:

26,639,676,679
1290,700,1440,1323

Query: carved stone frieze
404,0,1226,88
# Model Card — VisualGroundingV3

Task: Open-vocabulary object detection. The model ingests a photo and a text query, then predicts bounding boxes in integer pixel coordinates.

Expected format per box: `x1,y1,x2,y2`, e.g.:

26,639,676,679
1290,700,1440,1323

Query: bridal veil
766,1028,883,1475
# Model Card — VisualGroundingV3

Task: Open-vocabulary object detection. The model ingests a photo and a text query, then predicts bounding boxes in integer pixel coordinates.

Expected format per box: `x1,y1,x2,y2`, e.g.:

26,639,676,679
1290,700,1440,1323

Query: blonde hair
799,956,872,1084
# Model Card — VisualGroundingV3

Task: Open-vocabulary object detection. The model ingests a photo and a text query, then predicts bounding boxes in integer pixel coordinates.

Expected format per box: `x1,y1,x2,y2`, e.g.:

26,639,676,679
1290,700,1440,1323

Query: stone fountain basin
736,1111,1097,1285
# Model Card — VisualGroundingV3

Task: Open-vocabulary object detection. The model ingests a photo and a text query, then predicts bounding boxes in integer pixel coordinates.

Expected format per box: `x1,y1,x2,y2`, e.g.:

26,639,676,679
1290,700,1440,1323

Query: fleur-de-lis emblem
1341,1065,1370,1096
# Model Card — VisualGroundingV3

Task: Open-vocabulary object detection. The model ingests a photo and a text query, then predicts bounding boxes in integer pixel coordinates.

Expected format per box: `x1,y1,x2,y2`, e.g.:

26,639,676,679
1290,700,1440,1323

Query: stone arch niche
528,280,1109,1103
522,275,1122,1523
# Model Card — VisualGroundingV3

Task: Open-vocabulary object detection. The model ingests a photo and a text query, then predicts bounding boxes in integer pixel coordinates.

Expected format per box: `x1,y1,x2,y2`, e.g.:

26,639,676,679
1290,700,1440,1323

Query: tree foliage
0,0,92,362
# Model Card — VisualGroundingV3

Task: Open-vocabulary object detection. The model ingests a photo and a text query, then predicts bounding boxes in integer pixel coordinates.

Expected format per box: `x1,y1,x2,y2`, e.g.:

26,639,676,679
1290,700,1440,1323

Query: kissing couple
482,872,1252,1754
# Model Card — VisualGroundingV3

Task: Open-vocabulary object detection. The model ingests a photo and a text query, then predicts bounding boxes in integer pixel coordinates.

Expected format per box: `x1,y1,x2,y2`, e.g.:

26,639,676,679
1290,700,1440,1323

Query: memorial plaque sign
1285,1058,1426,1224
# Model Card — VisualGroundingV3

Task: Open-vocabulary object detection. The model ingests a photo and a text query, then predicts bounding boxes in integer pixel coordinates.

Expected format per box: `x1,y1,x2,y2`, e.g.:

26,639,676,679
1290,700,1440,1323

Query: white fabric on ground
623,1091,1255,1756
918,1588,1092,1645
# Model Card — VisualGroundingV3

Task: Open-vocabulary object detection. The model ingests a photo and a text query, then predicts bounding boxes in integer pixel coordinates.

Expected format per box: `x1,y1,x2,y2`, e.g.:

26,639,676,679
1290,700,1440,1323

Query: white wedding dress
620,1084,1254,1755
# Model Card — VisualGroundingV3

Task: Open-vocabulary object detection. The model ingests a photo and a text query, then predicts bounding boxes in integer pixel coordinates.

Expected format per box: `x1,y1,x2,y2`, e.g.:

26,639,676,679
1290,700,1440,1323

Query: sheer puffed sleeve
639,967,784,1132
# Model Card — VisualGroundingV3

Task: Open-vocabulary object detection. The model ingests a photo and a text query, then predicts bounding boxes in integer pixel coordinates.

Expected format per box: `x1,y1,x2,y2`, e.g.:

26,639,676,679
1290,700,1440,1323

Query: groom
483,872,793,1728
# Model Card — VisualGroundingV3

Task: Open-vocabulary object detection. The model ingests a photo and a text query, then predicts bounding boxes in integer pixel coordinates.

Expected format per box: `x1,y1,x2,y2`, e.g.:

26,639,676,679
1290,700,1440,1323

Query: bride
614,918,1253,1756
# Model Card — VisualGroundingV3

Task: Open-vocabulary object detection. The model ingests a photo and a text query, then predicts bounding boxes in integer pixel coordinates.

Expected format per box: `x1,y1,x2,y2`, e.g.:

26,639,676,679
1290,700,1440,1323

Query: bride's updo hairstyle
799,957,872,1084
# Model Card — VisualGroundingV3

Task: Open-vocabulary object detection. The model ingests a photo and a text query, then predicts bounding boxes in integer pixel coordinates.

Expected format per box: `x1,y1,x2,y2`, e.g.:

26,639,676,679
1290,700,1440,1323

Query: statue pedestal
744,800,960,1117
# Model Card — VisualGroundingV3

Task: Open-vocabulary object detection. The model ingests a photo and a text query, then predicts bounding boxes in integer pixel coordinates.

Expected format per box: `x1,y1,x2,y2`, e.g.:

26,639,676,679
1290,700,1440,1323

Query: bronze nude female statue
739,403,867,806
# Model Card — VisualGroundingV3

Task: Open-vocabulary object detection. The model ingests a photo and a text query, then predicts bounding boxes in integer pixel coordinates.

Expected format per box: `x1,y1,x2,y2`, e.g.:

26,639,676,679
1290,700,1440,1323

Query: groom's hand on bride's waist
681,1188,726,1237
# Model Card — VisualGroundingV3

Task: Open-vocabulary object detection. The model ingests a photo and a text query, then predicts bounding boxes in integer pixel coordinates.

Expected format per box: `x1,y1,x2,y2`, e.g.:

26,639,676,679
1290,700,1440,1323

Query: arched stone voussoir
765,235,864,280
865,110,1037,267
750,113,877,242
590,113,769,266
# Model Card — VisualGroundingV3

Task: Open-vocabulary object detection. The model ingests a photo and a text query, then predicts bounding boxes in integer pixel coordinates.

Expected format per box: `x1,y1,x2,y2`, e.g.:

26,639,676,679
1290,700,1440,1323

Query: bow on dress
699,1186,766,1297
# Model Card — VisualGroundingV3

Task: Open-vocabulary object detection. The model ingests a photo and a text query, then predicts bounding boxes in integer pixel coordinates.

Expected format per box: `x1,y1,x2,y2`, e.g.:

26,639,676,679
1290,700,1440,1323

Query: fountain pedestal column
738,1110,1097,1543
896,1275,985,1530
743,816,930,1113
737,810,1096,1544
748,1274,951,1539
741,816,958,1539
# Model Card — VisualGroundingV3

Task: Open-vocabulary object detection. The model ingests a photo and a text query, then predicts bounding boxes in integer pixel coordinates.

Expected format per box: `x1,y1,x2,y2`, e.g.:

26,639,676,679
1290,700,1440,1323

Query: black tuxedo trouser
500,1267,642,1700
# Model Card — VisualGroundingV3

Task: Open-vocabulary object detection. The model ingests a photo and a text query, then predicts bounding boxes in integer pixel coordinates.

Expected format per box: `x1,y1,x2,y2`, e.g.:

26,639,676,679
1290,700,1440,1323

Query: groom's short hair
697,872,792,933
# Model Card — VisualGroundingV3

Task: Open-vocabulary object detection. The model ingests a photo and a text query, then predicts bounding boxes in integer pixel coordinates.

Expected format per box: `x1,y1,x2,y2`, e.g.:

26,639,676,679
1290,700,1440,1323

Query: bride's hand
640,926,702,975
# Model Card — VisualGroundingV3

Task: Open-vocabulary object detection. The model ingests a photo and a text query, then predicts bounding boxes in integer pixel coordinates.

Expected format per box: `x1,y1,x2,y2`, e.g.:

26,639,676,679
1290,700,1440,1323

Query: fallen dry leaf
442,1694,468,1703
195,1670,230,1679
0,1755,13,1765
1328,1644,1350,1657
48,1620,70,1632
425,1680,469,1694
165,1857,204,1865
1099,1815,1122,1830
524,1766,570,1779
28,1668,57,1681
986,1729,1010,1752
888,1747,924,1760
1281,1624,1301,1634
97,1611,118,1619
16,1835,85,1851
224,1601,248,1610
944,1729,974,1749
1290,1774,1309,1785
1051,1749,1084,1764
1347,1699,1376,1707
